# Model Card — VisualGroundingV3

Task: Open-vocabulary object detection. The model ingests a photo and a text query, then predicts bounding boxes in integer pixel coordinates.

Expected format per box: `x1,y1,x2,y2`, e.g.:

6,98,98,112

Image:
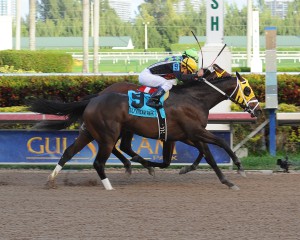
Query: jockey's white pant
138,68,177,92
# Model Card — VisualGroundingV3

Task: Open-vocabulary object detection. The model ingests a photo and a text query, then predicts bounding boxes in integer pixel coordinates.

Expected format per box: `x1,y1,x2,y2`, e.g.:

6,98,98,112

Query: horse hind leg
130,142,175,176
93,143,115,190
46,131,93,189
119,131,155,176
112,147,132,176
179,153,202,174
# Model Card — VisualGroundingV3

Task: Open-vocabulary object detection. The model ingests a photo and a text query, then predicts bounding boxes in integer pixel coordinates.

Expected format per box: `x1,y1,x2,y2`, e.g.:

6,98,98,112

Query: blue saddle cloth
128,90,166,118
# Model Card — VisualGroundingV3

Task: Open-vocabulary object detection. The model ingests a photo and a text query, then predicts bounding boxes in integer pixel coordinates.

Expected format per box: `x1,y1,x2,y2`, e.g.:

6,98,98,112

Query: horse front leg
198,142,239,190
119,131,155,176
131,141,175,170
46,131,93,189
197,129,246,178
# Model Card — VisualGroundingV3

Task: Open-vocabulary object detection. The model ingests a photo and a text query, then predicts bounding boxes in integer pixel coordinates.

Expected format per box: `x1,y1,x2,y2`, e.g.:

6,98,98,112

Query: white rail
68,51,300,64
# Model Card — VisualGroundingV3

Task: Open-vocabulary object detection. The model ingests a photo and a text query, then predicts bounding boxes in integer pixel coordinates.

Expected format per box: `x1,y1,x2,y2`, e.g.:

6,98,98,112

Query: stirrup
147,99,162,108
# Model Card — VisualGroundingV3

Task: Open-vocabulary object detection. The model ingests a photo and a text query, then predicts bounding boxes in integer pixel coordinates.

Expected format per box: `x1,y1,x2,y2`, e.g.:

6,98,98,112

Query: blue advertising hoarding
0,130,232,165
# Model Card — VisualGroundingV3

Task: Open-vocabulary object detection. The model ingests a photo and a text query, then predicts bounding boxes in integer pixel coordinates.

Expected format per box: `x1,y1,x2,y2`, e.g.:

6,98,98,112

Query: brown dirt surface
0,168,300,240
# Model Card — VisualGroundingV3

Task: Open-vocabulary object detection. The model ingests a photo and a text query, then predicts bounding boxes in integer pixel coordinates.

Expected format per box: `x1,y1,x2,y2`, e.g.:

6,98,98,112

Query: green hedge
0,50,73,73
0,75,138,107
0,74,299,107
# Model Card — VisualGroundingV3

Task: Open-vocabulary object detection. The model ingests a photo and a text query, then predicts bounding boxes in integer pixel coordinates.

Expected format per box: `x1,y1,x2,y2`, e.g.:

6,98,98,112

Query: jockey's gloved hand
197,68,204,77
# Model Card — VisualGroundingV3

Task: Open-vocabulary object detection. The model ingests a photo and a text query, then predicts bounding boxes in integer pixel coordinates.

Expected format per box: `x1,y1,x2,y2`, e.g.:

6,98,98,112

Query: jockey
164,48,199,63
139,57,204,108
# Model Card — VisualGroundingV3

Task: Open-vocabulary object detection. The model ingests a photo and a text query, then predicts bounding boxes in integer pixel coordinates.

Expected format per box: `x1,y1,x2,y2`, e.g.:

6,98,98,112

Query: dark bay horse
29,65,241,189
29,72,262,190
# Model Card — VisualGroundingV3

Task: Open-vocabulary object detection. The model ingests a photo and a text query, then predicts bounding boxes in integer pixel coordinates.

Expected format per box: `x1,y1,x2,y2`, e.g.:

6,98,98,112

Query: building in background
265,0,294,18
173,0,201,13
0,0,16,17
108,0,132,22
0,0,14,50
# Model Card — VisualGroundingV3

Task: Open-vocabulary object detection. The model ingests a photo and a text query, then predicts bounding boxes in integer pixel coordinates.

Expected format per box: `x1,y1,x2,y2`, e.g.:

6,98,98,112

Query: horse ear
235,71,241,79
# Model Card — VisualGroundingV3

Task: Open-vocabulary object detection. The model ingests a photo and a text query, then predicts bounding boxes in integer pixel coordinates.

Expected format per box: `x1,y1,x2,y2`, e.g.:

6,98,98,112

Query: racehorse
29,65,241,188
28,71,262,190
32,64,231,177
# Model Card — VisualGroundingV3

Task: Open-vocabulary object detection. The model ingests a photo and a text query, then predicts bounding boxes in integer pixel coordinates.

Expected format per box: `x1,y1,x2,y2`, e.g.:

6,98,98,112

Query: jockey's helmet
182,48,199,63
181,57,198,74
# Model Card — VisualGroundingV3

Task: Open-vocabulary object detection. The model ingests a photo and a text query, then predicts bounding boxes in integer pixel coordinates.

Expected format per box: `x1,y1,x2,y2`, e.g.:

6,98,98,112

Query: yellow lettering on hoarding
27,137,44,154
62,137,68,152
154,140,163,154
87,142,97,159
137,138,153,154
45,137,60,154
155,141,177,154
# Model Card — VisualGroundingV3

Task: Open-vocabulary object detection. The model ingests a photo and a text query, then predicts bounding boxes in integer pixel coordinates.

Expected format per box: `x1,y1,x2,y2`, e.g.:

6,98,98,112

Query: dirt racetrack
0,168,299,240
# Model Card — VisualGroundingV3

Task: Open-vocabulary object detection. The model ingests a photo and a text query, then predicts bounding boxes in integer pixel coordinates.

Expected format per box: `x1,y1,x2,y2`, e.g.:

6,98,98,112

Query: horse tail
26,98,90,130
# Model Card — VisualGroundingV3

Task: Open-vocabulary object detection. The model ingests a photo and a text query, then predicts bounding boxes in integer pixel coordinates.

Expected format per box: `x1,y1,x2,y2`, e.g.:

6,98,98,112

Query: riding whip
203,43,227,76
191,30,204,69
208,43,227,68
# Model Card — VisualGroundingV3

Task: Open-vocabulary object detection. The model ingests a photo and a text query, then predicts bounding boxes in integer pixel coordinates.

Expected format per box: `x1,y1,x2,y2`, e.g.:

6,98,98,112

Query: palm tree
15,0,21,50
29,0,36,50
82,0,89,73
93,0,100,73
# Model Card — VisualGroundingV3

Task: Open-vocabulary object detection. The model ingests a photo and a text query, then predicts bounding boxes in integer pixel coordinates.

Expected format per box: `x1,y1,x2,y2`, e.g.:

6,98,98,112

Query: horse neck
178,77,237,110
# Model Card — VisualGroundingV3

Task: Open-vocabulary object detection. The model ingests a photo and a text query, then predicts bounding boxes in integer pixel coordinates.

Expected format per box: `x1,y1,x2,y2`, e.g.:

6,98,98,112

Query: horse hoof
131,156,140,162
44,180,57,189
147,167,155,177
44,175,57,189
179,166,190,174
230,185,240,190
125,168,132,177
238,170,247,178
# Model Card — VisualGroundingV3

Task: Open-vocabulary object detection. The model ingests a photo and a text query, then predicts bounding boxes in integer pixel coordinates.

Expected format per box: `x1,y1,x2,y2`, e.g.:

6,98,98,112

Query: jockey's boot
146,87,165,108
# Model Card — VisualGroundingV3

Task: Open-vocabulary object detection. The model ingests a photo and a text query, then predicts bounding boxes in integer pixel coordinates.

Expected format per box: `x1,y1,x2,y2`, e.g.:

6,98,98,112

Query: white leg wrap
50,164,62,178
101,178,114,190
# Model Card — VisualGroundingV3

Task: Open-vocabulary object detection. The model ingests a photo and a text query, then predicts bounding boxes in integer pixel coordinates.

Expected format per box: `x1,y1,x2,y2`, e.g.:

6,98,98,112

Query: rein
201,76,257,115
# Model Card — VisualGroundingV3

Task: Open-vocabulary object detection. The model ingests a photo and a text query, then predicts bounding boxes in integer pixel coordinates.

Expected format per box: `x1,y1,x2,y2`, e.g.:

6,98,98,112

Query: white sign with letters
206,0,224,45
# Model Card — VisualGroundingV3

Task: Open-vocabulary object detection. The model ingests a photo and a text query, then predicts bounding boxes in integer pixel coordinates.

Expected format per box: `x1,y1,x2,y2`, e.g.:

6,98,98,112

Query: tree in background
37,0,82,36
20,0,300,49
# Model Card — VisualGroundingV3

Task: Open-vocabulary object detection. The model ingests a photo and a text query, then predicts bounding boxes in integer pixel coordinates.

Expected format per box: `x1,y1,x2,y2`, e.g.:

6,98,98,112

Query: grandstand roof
13,36,134,49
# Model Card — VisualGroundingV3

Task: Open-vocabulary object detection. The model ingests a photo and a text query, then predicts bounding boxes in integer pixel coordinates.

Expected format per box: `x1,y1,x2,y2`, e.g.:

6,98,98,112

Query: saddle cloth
128,89,166,118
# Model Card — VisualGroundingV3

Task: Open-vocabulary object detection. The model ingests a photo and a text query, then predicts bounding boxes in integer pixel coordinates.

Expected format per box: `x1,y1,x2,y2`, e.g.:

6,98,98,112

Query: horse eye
243,86,251,96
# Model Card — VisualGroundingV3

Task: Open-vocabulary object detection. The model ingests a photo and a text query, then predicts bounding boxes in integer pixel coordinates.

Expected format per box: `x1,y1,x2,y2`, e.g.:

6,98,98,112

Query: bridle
201,75,260,117
229,76,260,116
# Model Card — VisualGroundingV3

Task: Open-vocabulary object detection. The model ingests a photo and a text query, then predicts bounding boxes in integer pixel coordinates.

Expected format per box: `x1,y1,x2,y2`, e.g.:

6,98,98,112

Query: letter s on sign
211,0,218,9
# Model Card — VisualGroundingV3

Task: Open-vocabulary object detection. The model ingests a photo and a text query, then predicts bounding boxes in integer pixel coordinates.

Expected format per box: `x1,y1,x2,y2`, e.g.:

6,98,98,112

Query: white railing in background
67,51,300,65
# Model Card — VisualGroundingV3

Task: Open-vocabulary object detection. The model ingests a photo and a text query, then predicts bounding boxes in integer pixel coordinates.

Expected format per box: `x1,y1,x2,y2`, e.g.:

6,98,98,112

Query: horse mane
172,75,233,92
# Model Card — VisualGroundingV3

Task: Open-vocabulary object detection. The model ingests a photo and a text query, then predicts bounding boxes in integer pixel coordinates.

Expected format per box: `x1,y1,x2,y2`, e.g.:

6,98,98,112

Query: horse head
231,72,263,118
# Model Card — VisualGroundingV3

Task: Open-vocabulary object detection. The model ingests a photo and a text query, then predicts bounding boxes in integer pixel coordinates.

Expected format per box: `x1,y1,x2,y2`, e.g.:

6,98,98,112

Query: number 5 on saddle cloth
128,89,168,141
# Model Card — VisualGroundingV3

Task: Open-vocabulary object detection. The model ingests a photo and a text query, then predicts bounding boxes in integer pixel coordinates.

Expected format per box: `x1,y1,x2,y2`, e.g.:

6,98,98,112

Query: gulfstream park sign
0,130,231,166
